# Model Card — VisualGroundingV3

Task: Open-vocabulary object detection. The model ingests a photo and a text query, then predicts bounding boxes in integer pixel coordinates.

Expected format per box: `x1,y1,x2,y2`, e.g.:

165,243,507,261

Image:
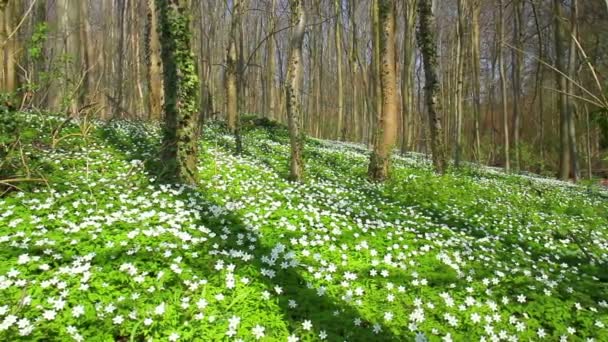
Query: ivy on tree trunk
156,0,200,185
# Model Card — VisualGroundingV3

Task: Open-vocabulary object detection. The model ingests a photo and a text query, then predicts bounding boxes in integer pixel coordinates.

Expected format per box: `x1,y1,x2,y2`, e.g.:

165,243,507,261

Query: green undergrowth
0,112,607,341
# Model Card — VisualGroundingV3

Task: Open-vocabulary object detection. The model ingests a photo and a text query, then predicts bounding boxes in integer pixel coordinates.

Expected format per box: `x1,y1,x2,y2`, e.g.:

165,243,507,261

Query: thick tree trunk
156,0,200,185
418,0,447,174
286,0,306,181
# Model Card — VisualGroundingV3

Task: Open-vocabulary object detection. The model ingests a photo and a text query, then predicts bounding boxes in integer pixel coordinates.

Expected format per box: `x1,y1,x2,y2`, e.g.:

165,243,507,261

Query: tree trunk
286,0,306,181
114,0,127,118
156,0,200,185
498,0,510,172
554,0,570,180
511,0,523,171
418,0,447,174
401,0,417,154
334,0,344,140
225,0,239,133
145,0,164,120
265,0,276,120
566,0,579,181
368,0,397,181
454,0,465,167
471,0,481,162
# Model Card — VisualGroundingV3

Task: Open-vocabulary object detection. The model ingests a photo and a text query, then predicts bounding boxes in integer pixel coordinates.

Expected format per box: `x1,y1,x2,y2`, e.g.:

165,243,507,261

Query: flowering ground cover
1,114,607,341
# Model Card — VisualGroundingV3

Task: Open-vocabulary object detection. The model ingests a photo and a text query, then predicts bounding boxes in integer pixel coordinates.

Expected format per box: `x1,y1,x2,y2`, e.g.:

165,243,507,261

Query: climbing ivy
155,0,200,184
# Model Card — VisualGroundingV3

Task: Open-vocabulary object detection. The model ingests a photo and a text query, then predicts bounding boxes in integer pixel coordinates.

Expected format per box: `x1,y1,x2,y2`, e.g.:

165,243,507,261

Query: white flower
113,315,124,325
229,315,240,329
516,295,526,303
144,318,153,326
17,254,31,265
415,332,428,342
471,313,481,324
168,332,180,341
154,302,166,316
287,334,299,342
43,310,57,321
196,298,208,310
252,325,265,339
72,305,85,318
384,311,393,322
537,328,546,338
302,320,312,331
319,330,327,340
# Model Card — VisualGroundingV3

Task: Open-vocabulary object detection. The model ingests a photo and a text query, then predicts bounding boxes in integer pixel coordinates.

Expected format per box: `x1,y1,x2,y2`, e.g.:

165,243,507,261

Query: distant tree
285,0,306,181
156,0,200,185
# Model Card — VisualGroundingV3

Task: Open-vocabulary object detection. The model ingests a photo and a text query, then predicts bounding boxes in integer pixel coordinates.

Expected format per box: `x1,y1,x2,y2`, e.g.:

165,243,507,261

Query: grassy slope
0,113,607,341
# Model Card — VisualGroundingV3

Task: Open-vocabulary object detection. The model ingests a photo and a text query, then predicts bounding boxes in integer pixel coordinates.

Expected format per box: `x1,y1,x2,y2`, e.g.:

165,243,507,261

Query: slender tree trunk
334,0,344,140
531,1,545,167
554,0,570,180
114,0,127,118
156,0,200,185
146,0,164,120
401,0,417,154
368,0,397,181
511,0,523,171
286,0,306,181
471,0,481,162
566,0,579,181
418,0,447,174
498,0,510,172
371,0,382,147
225,0,239,133
265,0,276,120
1,0,20,94
454,0,465,167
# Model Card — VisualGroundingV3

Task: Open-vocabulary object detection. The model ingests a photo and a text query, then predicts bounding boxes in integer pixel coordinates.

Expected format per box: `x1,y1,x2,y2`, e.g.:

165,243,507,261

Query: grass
0,112,607,341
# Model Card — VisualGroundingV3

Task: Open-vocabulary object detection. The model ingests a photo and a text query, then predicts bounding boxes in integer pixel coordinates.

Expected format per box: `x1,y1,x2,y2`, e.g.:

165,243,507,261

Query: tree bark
368,0,397,181
511,0,523,171
401,0,417,154
566,0,579,181
498,0,510,172
145,0,164,120
418,0,447,174
334,0,344,140
156,0,200,185
554,0,570,180
286,0,306,181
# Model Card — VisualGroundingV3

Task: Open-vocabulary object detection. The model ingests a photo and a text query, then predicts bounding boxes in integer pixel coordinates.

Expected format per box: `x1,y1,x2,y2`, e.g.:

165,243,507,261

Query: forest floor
1,112,607,341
